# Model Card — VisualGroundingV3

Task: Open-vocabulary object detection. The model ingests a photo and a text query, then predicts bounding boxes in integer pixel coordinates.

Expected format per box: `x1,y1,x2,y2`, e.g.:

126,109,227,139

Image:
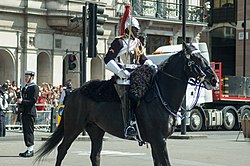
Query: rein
154,80,181,118
155,57,206,120
154,73,204,121
158,70,183,82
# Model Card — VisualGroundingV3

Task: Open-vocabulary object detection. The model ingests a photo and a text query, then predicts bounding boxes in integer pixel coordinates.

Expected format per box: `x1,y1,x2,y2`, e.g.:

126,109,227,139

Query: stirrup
125,125,137,138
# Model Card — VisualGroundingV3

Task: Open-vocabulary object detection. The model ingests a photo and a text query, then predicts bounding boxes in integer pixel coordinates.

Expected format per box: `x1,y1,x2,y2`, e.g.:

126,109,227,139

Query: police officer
17,70,39,157
104,16,157,138
59,79,73,105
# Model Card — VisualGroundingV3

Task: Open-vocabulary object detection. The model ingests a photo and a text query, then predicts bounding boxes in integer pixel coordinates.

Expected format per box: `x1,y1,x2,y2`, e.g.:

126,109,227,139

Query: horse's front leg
151,145,161,166
151,138,171,166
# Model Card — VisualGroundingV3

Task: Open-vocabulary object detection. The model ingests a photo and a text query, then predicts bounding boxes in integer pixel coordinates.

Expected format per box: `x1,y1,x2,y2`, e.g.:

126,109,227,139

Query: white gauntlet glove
106,60,130,79
117,69,130,79
144,59,158,71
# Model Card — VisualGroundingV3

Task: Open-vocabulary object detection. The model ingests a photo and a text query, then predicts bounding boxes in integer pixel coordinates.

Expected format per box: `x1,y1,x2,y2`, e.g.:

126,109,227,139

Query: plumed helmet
25,70,35,77
124,17,140,30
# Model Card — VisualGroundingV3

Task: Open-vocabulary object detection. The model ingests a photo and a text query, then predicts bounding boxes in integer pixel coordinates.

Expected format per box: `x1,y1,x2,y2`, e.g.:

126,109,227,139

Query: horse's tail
35,114,64,163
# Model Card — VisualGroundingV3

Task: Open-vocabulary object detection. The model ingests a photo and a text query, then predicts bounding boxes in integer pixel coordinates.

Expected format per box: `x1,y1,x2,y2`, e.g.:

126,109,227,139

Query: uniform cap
25,70,35,76
65,79,72,87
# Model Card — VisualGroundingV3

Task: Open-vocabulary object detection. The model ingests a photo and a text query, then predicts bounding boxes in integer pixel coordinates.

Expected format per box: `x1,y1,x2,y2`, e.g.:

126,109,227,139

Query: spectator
36,87,46,111
1,83,9,102
50,86,59,106
0,87,8,137
7,86,18,125
41,82,52,101
11,80,17,91
5,80,11,87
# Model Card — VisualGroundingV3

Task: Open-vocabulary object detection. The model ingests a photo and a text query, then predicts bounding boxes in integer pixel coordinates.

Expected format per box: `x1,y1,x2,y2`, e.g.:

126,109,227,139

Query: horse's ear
182,41,191,56
182,41,188,49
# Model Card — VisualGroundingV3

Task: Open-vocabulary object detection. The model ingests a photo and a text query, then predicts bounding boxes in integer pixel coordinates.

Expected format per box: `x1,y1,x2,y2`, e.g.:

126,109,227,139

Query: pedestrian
0,87,8,137
103,12,157,138
17,70,39,157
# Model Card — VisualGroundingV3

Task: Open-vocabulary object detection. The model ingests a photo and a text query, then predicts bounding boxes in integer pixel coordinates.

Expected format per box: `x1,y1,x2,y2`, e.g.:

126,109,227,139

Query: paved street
0,130,249,166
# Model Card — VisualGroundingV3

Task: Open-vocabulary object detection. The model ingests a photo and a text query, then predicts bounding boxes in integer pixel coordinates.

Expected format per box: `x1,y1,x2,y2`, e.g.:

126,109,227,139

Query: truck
147,43,250,131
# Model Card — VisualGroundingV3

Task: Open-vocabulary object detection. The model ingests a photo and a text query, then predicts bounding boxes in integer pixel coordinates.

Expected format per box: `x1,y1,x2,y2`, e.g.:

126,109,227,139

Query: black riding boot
115,84,137,138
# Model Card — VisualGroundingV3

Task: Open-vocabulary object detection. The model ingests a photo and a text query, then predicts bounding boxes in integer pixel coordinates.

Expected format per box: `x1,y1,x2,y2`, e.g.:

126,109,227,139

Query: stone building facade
0,0,206,87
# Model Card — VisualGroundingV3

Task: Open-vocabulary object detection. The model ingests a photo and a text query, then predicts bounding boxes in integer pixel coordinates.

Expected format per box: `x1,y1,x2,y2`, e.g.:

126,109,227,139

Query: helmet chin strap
125,24,133,63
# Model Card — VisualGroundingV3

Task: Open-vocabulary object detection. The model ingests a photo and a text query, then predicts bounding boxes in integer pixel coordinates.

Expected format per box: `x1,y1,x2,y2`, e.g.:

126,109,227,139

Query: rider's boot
115,84,137,138
125,99,137,137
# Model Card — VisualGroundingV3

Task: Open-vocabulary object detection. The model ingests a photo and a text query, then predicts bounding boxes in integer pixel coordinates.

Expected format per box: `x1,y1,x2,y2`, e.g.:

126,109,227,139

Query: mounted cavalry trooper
104,15,157,138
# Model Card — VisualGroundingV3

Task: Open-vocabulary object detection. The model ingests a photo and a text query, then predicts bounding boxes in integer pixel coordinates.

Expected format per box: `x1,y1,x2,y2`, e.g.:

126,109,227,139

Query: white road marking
72,150,146,156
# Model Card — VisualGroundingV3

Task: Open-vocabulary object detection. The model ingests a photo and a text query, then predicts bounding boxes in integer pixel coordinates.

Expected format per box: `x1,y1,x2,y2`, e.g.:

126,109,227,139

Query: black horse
35,43,218,166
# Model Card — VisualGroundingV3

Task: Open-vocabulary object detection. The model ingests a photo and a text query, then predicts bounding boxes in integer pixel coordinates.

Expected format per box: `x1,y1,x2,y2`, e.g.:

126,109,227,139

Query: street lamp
68,6,87,86
80,5,87,86
243,0,246,76
181,0,186,135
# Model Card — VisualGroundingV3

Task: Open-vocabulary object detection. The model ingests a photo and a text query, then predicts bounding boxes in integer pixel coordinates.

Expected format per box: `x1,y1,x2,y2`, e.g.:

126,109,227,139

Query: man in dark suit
17,70,39,157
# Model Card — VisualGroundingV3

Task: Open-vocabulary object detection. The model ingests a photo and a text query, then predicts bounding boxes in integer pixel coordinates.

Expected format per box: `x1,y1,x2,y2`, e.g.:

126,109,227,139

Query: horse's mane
158,50,184,70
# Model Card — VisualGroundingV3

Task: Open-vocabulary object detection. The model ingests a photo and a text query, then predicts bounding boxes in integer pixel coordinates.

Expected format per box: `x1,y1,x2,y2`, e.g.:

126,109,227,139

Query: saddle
80,77,120,102
80,65,156,103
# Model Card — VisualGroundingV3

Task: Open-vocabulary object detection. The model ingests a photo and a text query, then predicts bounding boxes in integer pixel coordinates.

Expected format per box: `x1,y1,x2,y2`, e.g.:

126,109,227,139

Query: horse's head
183,42,218,90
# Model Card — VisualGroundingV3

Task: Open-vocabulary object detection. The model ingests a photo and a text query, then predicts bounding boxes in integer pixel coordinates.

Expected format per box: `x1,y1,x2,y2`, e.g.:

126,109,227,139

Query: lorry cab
147,42,250,131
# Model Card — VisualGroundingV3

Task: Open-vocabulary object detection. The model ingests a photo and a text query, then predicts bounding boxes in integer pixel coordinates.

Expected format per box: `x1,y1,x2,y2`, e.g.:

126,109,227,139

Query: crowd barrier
5,104,58,132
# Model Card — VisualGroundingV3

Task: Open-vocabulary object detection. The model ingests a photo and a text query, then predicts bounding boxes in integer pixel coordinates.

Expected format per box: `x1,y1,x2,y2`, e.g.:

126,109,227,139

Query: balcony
132,0,205,23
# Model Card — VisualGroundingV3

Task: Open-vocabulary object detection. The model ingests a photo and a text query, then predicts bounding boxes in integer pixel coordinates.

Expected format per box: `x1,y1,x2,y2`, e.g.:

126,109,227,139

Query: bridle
154,48,212,119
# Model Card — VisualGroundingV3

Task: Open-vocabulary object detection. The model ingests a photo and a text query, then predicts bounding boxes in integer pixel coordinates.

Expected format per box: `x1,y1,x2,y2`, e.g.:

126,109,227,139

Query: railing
131,1,205,23
4,104,58,132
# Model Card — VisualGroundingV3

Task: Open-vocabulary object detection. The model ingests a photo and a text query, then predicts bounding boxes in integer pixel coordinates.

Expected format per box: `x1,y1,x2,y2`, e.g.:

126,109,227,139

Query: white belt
124,64,139,69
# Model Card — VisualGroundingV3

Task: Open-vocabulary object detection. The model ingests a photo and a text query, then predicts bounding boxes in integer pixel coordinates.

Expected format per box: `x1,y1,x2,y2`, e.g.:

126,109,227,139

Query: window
213,0,235,9
55,39,62,49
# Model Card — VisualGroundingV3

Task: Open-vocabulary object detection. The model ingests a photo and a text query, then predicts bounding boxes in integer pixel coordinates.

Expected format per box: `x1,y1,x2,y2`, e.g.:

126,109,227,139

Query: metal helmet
124,17,140,30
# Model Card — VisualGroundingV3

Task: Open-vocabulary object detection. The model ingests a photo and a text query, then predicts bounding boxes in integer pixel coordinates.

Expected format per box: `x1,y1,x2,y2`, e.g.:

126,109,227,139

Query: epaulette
115,35,123,39
116,34,128,40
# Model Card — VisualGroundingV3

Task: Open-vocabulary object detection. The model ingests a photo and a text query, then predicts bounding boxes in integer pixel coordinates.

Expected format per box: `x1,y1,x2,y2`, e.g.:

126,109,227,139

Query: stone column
236,0,250,76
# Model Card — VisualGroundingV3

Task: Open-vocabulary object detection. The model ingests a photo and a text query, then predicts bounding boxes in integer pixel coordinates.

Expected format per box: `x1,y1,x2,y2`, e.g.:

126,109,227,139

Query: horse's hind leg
55,128,83,166
85,124,105,166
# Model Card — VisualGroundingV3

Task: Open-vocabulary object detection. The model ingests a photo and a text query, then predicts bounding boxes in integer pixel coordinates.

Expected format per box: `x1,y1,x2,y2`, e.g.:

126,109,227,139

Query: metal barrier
5,104,58,132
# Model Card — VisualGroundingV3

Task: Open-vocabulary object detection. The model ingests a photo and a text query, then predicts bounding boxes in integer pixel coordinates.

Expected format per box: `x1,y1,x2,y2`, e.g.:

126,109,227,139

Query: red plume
120,4,130,35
